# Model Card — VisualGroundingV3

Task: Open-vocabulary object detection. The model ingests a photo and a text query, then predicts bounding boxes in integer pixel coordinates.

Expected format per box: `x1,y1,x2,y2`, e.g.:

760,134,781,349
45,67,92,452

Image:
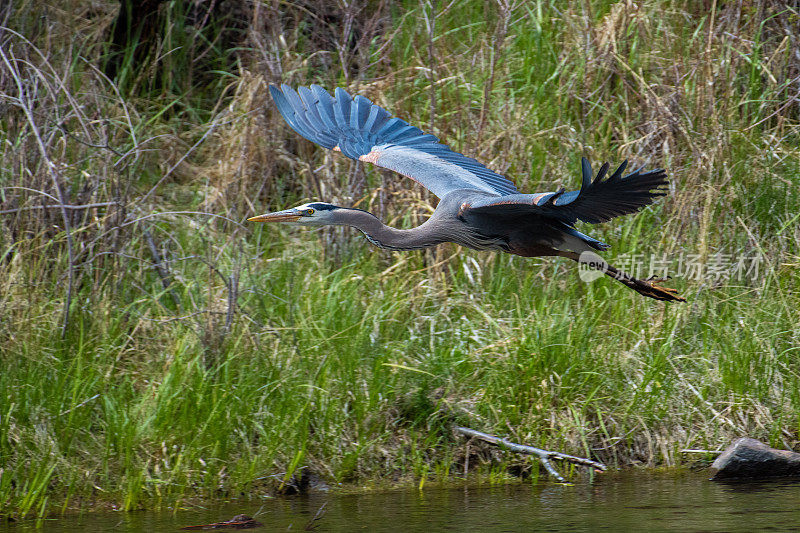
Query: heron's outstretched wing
463,158,667,225
269,84,518,198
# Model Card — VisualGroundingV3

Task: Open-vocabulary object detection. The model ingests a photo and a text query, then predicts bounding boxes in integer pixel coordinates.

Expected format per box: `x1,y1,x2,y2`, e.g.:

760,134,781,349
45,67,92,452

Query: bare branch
454,426,606,482
0,202,119,215
0,43,76,336
142,226,183,313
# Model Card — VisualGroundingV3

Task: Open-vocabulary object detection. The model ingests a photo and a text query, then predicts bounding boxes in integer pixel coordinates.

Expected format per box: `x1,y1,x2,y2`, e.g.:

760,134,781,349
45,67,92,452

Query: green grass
1,0,800,520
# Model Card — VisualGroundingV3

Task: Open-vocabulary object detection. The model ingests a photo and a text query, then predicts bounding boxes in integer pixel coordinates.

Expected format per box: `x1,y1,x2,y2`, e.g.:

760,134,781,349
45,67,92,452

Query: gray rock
710,437,800,481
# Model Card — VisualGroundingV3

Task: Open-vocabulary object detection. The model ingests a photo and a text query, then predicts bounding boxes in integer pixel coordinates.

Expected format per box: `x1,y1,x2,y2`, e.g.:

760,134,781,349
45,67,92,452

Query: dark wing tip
581,157,592,190
594,161,611,184
611,159,629,180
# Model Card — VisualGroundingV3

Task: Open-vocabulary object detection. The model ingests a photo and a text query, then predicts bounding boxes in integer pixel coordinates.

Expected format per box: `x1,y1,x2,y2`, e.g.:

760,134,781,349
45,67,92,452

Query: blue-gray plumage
251,85,684,302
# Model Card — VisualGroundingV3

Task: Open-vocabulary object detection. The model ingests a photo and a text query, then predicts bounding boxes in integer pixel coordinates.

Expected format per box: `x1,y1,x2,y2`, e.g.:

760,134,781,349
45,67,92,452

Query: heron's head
248,202,345,226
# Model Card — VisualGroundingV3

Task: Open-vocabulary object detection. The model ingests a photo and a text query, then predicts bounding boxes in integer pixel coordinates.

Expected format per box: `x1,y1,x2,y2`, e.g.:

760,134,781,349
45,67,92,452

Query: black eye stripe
306,203,337,211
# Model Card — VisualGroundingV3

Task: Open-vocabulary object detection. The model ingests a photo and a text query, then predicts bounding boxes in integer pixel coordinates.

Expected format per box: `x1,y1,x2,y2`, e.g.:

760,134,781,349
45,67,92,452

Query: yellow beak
247,209,302,223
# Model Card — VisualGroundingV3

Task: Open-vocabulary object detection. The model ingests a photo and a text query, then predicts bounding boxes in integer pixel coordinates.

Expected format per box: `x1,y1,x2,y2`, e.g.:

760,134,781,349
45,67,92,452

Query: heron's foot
631,277,686,302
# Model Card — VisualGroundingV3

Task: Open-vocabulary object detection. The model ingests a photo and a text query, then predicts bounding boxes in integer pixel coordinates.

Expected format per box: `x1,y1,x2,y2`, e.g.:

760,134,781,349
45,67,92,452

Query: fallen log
454,426,606,482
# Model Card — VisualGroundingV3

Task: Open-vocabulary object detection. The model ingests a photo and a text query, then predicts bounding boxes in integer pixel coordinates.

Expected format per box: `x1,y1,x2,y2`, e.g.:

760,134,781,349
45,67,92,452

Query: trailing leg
560,251,686,302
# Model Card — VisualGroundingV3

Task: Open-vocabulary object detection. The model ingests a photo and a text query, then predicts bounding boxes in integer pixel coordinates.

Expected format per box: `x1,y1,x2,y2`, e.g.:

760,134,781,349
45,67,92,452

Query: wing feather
465,158,668,225
296,87,336,147
269,84,518,198
310,85,339,134
362,104,389,138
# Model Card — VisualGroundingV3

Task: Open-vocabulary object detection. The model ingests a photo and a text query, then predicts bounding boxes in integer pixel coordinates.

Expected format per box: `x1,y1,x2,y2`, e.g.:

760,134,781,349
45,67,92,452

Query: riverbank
2,0,798,519
7,470,800,531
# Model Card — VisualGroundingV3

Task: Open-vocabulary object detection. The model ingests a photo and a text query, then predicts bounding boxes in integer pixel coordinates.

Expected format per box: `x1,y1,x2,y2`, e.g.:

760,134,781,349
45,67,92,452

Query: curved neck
340,209,447,251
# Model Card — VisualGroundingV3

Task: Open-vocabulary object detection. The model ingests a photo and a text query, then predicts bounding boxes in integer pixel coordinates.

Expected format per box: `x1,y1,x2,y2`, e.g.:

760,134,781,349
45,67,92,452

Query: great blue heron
250,85,684,302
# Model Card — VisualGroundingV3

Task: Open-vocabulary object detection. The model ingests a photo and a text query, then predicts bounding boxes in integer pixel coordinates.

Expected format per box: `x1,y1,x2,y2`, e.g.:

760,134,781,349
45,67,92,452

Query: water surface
4,472,800,532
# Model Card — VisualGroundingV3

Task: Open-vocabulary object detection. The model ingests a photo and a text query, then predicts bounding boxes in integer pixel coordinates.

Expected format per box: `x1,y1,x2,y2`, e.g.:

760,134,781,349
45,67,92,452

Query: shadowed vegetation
1,0,799,519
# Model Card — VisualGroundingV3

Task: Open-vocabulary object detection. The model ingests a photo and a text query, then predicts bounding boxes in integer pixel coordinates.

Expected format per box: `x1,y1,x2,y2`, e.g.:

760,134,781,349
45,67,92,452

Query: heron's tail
559,223,610,252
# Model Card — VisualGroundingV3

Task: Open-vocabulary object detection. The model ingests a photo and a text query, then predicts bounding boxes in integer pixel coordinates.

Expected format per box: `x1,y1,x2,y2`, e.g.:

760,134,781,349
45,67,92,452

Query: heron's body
330,190,598,255
251,85,684,302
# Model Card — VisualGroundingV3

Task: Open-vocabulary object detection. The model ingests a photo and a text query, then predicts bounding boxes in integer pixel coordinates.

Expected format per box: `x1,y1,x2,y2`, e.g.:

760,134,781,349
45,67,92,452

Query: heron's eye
305,208,315,215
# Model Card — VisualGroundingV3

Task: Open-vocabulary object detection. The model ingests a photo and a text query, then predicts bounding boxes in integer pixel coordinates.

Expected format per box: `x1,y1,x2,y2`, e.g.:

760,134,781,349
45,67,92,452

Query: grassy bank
1,0,799,519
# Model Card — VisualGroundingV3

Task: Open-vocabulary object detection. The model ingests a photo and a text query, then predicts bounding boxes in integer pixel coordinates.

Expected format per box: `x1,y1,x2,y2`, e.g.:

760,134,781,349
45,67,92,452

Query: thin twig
454,426,606,482
138,113,225,206
143,226,183,312
477,0,511,143
54,122,124,156
224,249,240,335
0,202,119,215
422,0,437,133
303,502,327,531
58,394,101,416
0,43,75,337
122,211,247,229
680,449,723,455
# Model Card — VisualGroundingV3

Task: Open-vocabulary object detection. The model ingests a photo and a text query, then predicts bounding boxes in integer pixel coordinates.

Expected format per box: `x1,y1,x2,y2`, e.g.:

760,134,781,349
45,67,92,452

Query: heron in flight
250,85,684,302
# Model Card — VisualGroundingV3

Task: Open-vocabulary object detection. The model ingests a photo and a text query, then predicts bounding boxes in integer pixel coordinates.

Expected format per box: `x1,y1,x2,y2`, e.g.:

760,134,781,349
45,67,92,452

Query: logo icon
577,251,608,282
